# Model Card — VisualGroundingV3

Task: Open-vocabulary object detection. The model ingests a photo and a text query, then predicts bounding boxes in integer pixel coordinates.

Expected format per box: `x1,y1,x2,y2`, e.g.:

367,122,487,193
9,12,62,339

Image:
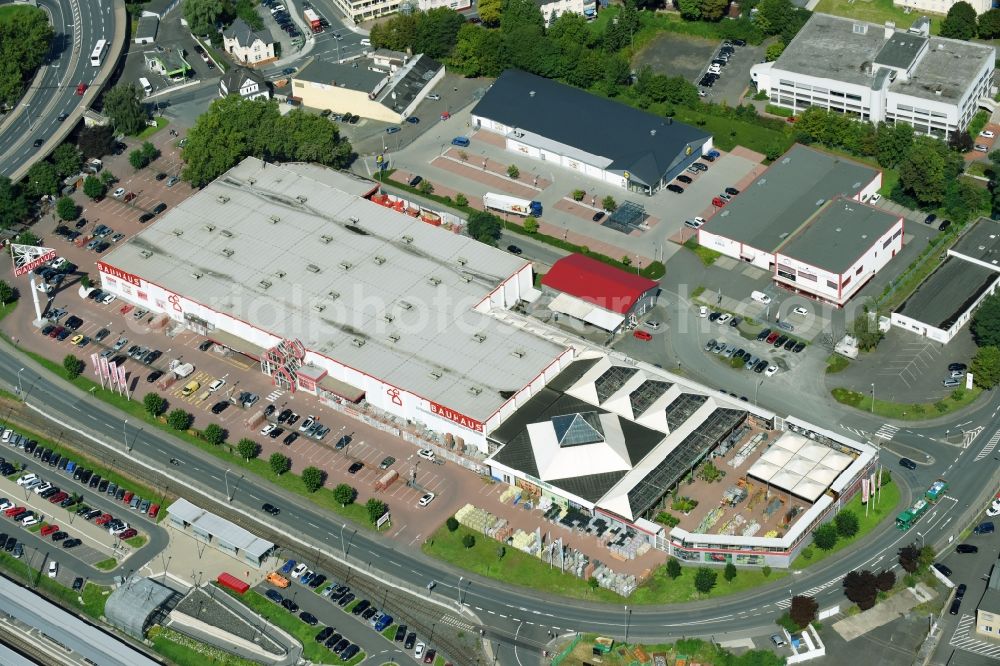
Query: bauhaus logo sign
97,261,142,287
429,402,484,433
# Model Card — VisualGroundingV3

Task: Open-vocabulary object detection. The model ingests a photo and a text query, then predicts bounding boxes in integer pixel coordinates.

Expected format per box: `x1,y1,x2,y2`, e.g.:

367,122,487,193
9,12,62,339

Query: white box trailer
483,192,542,217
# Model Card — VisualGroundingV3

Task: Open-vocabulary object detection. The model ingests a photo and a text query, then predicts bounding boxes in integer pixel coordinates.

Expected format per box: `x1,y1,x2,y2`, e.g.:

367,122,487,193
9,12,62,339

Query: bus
90,39,108,67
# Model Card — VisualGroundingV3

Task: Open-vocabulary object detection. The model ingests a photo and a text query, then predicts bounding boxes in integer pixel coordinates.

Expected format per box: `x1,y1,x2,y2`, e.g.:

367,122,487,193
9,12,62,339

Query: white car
112,187,126,198
764,365,779,377
684,218,703,229
792,306,809,316
1,429,11,443
418,449,435,461
50,257,67,269
414,642,425,659
100,293,116,304
16,473,37,486
299,416,315,432
0,499,11,511
33,482,52,495
869,193,881,204
716,313,731,325
750,291,772,305
208,378,226,393
427,93,441,100
21,516,38,527
47,561,57,578
646,320,661,330
975,144,989,153
988,505,1000,517
260,423,276,436
418,492,435,507
981,130,995,139
291,563,308,578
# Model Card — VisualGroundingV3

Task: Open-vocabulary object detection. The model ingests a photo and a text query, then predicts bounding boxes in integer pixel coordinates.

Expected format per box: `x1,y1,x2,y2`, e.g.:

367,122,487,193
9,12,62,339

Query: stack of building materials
741,520,761,537
511,529,538,554
499,487,522,504
729,433,766,468
719,514,746,536
455,503,506,536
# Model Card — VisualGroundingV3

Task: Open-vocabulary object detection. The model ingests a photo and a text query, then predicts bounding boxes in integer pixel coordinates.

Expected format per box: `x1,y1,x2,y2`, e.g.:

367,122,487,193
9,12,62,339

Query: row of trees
941,1,1000,40
182,0,264,37
0,6,53,108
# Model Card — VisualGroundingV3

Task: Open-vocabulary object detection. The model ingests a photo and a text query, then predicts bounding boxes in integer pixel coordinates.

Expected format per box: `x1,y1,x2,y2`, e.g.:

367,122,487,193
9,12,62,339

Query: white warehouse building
751,13,995,139
97,158,574,454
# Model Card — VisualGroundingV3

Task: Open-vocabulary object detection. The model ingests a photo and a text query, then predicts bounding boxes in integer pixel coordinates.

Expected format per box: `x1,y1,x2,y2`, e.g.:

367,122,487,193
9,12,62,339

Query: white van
750,290,772,305
360,38,371,46
138,77,152,95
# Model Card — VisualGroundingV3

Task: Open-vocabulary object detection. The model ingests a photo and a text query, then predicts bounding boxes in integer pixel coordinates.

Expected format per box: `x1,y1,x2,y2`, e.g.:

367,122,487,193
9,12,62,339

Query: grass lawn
125,534,147,548
825,354,851,374
216,586,352,664
0,547,110,619
381,624,398,640
136,117,168,139
148,626,262,666
831,386,982,420
966,161,990,178
814,0,942,33
792,481,902,569
684,238,721,265
671,106,792,154
80,582,111,618
0,4,41,21
94,557,117,571
423,524,787,604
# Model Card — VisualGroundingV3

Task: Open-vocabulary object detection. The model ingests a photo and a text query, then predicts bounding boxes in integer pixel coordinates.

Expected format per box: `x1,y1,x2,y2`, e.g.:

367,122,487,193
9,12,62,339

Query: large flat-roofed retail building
471,70,712,196
98,158,573,453
486,352,877,567
697,145,901,306
891,218,1000,342
751,14,994,138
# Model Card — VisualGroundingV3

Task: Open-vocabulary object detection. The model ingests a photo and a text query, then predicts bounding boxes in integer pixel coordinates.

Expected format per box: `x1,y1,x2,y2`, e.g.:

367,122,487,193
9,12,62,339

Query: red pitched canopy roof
541,254,658,315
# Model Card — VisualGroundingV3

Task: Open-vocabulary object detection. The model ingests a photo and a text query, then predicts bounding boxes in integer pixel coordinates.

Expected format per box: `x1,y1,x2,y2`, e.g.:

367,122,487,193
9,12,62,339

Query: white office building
751,13,995,139
894,0,992,15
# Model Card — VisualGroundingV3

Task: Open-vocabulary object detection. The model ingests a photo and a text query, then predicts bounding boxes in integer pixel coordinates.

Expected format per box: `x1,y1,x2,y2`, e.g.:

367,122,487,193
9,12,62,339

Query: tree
874,121,913,169
851,311,884,351
700,0,729,21
333,483,357,506
979,8,1000,38
723,561,737,583
479,0,501,25
56,196,79,221
944,179,988,226
143,392,166,417
83,175,106,200
167,409,193,431
417,179,434,195
202,423,226,446
972,293,1000,346
602,195,617,212
899,138,949,206
78,125,115,158
765,42,785,62
524,217,539,233
971,345,1000,389
789,595,818,629
0,7,54,108
302,466,325,492
466,210,502,245
941,1,978,40
693,567,717,594
500,0,544,35
62,354,84,379
677,0,701,20
366,498,387,523
572,189,585,201
875,569,895,592
24,161,59,198
842,569,878,610
129,148,151,170
183,0,226,36
269,452,291,475
446,516,459,532
13,231,39,247
141,141,160,163
236,438,260,460
52,144,82,178
103,84,148,136
462,533,476,548
588,575,600,591
0,281,16,304
812,522,839,550
666,557,682,580
834,510,859,539
507,164,520,179
0,176,27,229
99,170,117,186
455,193,468,207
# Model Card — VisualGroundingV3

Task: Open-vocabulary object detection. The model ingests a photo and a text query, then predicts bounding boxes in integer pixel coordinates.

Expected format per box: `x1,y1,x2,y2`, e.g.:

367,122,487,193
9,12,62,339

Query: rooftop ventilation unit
274,270,286,279
172,230,183,237
191,272,203,279
216,195,230,204
220,229,233,238
383,313,394,323
221,248,234,257
401,235,413,244
374,256,387,265
457,257,467,266
328,290,340,300
815,199,825,206
306,264,321,273
428,276,441,286
204,224,216,232
473,333,486,343
388,333,400,343
468,386,482,396
429,370,443,380
247,178,256,186
140,250,153,259
320,235,334,244
349,217,359,224
313,304,326,313
259,279,272,289
399,301,412,310
269,215,280,224
511,350,525,358
351,338,365,347
340,261,352,270
296,196,307,204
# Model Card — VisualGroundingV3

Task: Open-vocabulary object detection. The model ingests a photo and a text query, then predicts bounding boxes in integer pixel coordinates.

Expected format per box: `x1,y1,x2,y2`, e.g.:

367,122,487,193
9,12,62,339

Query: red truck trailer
304,9,322,33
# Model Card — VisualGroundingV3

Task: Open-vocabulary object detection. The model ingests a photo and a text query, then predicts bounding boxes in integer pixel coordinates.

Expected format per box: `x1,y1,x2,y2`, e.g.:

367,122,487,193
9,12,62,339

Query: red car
94,513,112,526
148,503,160,518
48,492,68,504
118,528,137,540
765,331,780,344
712,196,727,207
122,491,134,504
123,192,137,203
633,330,652,341
40,524,59,537
75,82,87,95
48,326,64,338
4,506,24,517
440,111,451,120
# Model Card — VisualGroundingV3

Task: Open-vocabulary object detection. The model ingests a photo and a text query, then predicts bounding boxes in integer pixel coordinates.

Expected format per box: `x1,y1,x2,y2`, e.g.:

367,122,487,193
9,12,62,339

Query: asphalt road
0,0,114,177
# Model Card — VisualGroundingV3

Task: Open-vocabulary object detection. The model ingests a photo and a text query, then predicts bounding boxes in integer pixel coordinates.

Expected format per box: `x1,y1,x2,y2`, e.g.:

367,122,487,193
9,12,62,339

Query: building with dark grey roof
134,14,158,45
220,67,270,101
976,554,1000,640
698,145,900,306
486,352,878,568
751,13,994,138
471,70,712,195
292,52,444,123
223,18,276,66
892,218,1000,343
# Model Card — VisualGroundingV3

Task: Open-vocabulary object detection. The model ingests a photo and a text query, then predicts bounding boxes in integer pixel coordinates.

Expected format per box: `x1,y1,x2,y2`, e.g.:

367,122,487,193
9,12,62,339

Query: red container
217,572,249,594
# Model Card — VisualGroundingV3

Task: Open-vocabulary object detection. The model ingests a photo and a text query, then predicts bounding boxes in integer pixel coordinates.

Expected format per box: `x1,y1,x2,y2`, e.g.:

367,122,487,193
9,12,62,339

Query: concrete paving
832,584,935,641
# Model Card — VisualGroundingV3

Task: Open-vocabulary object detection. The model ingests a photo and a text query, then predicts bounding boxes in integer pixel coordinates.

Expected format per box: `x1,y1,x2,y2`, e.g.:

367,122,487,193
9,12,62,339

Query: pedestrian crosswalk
874,424,899,440
976,430,1000,461
949,614,1000,659
440,614,476,633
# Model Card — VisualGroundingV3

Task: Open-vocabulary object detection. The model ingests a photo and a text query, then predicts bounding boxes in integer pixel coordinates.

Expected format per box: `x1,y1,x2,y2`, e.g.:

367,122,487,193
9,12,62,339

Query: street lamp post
916,531,925,548
122,418,128,452
754,379,764,407
624,606,631,643
870,383,875,413
458,575,464,606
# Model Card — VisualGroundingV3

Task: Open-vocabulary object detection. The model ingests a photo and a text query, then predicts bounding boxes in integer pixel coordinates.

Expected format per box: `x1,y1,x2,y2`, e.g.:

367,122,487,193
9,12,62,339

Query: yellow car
181,380,200,397
69,334,84,345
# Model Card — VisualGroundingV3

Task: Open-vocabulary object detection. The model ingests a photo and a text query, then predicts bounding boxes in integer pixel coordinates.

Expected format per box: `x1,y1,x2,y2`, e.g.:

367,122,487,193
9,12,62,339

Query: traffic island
830,386,981,420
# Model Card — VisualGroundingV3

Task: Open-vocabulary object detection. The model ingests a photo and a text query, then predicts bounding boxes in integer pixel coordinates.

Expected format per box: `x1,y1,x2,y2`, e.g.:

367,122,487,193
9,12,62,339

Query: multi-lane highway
0,0,115,178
